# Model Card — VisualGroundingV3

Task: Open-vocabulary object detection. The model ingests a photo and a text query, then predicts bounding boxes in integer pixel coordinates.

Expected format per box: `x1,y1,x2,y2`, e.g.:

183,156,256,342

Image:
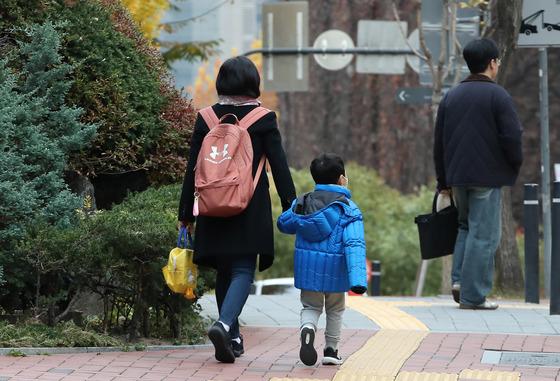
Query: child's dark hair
310,153,345,185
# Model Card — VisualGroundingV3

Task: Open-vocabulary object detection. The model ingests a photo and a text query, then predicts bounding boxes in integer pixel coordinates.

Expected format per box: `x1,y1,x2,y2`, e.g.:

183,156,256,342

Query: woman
178,56,296,363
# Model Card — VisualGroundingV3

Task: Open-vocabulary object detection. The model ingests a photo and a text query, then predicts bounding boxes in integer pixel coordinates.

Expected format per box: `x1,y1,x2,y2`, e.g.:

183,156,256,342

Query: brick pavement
400,332,560,380
4,296,560,380
0,328,370,381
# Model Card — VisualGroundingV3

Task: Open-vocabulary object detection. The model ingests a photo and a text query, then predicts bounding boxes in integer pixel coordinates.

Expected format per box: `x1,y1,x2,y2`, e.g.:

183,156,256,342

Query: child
277,153,367,366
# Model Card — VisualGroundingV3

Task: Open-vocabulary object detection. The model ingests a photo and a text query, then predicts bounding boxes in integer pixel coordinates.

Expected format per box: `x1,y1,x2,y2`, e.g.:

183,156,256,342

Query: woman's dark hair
310,153,345,185
216,56,261,98
462,38,500,74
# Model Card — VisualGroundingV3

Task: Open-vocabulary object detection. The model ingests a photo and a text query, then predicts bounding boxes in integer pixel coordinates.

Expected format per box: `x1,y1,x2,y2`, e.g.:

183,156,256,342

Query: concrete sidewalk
2,295,560,380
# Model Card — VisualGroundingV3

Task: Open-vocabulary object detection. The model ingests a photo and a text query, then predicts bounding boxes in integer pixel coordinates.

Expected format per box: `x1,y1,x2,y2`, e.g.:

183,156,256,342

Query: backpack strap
253,156,267,190
239,106,271,130
239,107,272,190
199,106,220,130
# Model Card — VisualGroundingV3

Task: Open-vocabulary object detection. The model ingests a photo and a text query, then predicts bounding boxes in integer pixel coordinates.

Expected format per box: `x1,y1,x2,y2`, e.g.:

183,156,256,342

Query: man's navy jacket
434,74,523,191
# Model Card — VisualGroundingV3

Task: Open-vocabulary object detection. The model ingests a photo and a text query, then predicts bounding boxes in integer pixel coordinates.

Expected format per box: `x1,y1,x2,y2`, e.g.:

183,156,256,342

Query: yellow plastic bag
162,227,197,300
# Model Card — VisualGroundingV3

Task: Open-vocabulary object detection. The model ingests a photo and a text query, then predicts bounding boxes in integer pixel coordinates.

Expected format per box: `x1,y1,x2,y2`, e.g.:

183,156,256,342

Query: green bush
0,22,96,246
0,22,96,310
266,163,442,295
6,184,212,344
56,0,164,175
0,0,196,186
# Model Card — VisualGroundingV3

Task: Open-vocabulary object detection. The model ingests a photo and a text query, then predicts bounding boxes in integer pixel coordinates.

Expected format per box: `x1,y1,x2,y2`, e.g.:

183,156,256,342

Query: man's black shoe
208,322,235,363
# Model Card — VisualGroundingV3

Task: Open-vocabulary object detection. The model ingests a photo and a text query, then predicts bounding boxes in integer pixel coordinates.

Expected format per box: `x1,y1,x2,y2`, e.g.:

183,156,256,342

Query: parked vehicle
251,278,297,295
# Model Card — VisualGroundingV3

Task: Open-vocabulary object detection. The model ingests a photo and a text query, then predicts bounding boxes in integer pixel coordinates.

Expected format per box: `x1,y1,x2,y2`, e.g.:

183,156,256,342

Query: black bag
414,192,459,260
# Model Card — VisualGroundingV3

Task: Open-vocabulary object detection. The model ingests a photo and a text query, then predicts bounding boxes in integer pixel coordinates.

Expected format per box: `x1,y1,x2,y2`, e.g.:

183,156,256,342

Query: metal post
524,184,540,304
415,260,428,297
550,182,560,314
371,260,381,297
539,48,552,298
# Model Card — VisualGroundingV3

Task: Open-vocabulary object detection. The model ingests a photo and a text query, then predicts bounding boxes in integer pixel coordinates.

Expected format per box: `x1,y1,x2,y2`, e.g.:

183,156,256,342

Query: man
434,38,523,310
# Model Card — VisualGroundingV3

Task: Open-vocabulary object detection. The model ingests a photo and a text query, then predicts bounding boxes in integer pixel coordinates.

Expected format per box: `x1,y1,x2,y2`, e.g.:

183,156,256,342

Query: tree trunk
485,0,524,294
278,0,432,193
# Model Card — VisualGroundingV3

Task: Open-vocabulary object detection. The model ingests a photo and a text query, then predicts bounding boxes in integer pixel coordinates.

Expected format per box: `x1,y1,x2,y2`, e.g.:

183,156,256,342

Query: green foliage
54,1,164,175
266,164,442,295
0,21,96,247
5,184,212,343
160,40,220,66
1,0,196,186
0,0,46,33
0,321,122,348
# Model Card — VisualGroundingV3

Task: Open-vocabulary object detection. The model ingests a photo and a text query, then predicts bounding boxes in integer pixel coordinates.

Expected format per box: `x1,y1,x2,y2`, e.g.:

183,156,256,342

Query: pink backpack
193,106,270,217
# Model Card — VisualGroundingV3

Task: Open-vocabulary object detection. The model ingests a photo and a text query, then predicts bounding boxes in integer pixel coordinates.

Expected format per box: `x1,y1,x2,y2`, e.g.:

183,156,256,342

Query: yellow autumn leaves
122,0,169,40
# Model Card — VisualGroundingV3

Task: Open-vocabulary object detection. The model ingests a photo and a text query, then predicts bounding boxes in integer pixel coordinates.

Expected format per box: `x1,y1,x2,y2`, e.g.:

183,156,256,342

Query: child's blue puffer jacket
277,184,367,293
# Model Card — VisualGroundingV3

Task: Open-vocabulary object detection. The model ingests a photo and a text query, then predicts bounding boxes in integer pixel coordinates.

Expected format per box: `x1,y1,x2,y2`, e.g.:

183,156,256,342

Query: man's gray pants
300,290,345,350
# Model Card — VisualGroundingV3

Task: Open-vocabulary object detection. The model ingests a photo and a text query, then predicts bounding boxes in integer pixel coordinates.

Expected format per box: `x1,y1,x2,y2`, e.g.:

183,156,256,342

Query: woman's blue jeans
451,187,502,306
215,255,256,340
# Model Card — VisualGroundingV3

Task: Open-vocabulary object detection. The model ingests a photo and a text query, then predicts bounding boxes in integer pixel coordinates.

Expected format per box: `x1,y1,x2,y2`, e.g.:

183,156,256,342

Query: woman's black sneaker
299,327,317,366
208,322,235,363
231,335,244,357
322,347,343,365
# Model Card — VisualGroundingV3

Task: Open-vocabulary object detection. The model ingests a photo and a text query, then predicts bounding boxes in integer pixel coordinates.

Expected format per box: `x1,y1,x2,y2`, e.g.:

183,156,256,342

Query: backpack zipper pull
193,191,200,217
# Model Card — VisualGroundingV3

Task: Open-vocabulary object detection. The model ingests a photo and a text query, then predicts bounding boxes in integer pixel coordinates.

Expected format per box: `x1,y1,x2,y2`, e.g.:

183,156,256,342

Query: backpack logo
206,144,231,164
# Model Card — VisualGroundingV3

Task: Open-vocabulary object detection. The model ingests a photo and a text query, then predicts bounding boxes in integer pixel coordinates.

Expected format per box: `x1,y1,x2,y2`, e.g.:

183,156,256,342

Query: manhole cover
482,350,560,367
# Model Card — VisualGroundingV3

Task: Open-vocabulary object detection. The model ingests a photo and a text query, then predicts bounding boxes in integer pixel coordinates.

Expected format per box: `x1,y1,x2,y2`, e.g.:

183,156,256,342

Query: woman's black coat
178,104,296,272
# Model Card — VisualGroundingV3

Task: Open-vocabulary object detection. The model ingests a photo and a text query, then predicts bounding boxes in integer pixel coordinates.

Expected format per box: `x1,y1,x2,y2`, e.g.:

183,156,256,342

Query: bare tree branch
416,0,437,85
391,0,428,60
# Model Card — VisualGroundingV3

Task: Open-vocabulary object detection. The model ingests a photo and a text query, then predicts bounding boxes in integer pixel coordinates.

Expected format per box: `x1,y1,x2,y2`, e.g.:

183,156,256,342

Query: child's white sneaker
322,347,343,365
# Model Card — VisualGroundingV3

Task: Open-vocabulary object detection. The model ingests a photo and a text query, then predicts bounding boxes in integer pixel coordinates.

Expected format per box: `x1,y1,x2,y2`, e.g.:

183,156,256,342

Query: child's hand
351,286,367,295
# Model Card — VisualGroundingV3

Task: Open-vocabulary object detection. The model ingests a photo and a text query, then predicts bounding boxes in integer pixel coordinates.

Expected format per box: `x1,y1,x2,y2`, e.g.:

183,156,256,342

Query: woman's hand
178,221,195,233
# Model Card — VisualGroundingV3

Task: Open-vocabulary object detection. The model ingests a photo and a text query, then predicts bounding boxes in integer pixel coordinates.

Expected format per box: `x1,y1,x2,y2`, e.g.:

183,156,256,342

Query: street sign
421,0,479,26
395,87,433,105
518,0,560,47
419,0,480,86
262,2,309,92
356,20,408,74
312,30,354,71
419,23,478,86
406,29,421,74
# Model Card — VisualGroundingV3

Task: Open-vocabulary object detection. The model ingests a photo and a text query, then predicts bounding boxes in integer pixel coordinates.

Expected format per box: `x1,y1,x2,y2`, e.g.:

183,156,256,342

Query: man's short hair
310,153,345,185
463,38,500,74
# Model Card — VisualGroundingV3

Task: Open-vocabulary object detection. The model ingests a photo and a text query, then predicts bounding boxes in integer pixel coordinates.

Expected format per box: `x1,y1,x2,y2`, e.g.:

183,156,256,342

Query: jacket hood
290,185,351,242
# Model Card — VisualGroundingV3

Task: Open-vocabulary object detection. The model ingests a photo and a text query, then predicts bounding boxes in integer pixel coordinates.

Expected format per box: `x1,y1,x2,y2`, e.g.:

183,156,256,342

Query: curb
0,343,213,356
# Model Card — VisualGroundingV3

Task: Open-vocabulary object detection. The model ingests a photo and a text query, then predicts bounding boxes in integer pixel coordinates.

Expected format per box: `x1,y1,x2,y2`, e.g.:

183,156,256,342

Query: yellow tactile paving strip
459,369,520,381
333,330,427,381
346,297,429,331
274,297,522,381
395,372,458,381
